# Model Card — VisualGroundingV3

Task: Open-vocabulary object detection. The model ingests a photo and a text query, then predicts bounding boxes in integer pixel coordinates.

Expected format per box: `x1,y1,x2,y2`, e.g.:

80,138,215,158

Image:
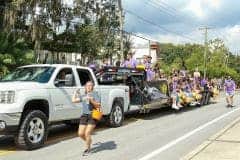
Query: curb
181,115,240,160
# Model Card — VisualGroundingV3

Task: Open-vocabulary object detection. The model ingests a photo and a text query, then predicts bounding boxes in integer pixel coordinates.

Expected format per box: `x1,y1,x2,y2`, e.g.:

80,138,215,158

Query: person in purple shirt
200,78,207,87
171,74,182,110
121,52,138,68
143,55,155,81
224,76,236,107
88,63,96,72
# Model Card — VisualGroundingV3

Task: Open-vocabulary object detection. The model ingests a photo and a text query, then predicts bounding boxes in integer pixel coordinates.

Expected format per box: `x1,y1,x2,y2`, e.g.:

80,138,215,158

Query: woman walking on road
224,76,236,107
72,81,101,156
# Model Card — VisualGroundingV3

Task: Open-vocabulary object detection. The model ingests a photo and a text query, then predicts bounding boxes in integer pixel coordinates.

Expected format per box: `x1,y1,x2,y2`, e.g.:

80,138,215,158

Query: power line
145,0,204,46
214,30,229,42
153,0,178,12
124,9,198,42
147,0,199,28
146,1,176,18
123,30,159,43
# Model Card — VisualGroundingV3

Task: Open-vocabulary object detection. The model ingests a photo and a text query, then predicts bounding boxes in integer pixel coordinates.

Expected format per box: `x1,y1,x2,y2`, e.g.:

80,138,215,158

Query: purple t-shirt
172,79,178,93
144,62,154,81
224,80,236,93
144,62,151,69
146,69,154,81
200,79,207,87
121,58,138,68
185,83,192,93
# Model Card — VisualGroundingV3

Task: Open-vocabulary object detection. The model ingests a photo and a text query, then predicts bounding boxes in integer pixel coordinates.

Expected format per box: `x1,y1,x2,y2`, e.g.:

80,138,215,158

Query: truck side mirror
54,79,67,87
54,80,60,86
65,74,73,86
54,76,73,87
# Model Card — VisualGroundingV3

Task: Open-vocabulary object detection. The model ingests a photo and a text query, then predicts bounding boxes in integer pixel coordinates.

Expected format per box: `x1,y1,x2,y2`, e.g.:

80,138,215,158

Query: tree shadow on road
0,135,18,151
90,141,117,153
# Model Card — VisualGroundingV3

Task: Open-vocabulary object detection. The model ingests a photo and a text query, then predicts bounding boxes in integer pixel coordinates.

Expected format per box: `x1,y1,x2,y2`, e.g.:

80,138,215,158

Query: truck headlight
0,91,15,104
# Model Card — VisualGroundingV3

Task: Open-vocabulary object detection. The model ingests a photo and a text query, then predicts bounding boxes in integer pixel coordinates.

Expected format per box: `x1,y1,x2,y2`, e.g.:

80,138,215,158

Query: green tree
2,0,121,64
158,39,240,83
0,31,33,76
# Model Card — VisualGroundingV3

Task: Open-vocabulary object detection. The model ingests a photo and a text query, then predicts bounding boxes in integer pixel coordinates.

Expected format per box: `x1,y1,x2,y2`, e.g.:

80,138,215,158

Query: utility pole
118,0,124,60
199,26,212,79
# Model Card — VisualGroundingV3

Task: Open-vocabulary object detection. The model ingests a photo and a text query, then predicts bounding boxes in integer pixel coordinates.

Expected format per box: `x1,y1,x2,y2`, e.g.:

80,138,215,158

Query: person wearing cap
224,76,236,107
121,52,138,68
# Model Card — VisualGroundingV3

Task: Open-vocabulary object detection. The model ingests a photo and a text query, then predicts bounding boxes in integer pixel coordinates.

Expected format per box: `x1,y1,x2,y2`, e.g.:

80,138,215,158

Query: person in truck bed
143,55,155,81
121,52,138,68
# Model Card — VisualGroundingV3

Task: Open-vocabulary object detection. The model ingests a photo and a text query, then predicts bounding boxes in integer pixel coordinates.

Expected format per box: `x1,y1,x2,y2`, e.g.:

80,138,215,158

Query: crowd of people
88,52,236,110
168,69,217,110
119,52,156,81
168,71,237,110
101,53,223,110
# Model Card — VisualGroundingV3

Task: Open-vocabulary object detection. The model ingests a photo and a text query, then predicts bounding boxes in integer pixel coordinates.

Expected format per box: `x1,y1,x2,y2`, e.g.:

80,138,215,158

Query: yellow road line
0,148,16,156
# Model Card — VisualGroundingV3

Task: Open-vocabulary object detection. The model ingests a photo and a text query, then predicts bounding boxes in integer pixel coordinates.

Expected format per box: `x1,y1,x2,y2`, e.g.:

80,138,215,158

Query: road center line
138,107,240,160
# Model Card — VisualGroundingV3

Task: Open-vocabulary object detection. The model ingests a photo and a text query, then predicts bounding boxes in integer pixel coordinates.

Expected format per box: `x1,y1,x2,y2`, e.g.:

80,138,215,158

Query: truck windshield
1,67,55,83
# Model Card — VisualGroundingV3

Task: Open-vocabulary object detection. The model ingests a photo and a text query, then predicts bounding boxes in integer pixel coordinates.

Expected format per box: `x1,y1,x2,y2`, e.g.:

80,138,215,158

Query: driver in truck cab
56,70,66,86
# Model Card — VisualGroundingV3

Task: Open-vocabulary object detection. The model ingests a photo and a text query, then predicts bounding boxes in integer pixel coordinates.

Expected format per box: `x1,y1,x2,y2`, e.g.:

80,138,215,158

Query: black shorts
79,114,97,125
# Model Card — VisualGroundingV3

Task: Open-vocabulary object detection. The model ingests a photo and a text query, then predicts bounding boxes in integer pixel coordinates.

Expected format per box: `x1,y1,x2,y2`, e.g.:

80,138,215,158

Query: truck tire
108,101,124,127
15,110,48,150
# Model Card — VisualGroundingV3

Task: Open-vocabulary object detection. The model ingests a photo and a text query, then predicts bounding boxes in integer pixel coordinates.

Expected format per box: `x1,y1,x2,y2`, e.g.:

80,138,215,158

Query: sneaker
190,102,197,106
231,105,235,108
82,149,90,156
172,104,179,110
178,104,183,108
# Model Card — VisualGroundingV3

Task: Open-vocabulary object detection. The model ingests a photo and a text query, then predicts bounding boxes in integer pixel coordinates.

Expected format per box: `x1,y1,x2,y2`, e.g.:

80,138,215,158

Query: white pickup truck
0,64,170,150
0,64,131,150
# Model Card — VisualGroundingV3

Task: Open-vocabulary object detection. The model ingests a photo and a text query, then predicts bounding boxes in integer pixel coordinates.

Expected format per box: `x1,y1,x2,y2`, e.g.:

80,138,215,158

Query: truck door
50,67,80,120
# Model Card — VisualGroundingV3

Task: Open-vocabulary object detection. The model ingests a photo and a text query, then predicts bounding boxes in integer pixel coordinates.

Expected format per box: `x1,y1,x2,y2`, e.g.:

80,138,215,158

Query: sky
122,0,240,53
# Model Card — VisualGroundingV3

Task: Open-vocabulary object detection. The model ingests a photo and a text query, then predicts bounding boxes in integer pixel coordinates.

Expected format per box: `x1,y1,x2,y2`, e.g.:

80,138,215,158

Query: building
132,42,159,64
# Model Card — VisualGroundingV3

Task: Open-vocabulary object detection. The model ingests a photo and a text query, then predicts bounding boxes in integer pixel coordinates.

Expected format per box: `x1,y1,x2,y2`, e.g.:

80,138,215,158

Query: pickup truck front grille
0,91,15,104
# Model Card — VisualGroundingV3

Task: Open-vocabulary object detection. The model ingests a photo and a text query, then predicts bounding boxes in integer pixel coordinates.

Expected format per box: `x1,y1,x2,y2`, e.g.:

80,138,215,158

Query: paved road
1,93,240,160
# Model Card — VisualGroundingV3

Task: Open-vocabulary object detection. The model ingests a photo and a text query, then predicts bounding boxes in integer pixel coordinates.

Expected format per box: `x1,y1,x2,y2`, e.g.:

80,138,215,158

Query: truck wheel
15,110,48,150
108,101,124,127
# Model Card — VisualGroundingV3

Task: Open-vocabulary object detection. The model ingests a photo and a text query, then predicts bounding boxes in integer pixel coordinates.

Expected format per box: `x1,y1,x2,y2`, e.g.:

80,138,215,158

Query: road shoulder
182,114,240,160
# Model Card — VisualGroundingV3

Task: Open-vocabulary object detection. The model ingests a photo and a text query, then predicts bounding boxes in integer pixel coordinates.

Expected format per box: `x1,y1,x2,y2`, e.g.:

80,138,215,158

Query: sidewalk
183,116,240,160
